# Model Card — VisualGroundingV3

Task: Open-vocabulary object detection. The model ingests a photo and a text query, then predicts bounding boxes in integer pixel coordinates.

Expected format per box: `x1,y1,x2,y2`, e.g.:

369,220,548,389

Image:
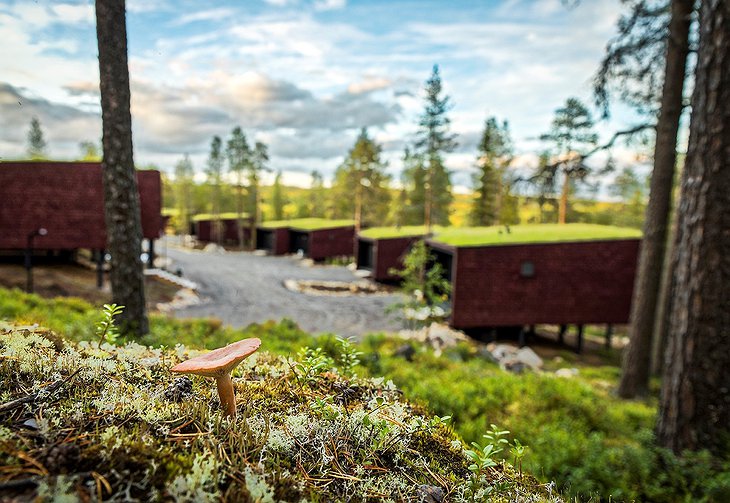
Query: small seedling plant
388,241,451,329
464,424,528,497
96,303,124,348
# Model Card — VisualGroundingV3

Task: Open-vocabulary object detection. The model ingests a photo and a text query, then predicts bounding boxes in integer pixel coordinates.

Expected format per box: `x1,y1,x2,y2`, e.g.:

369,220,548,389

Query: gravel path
164,245,404,338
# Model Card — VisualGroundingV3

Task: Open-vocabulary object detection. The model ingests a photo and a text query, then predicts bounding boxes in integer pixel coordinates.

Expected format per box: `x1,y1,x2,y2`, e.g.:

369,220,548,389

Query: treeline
164,65,648,233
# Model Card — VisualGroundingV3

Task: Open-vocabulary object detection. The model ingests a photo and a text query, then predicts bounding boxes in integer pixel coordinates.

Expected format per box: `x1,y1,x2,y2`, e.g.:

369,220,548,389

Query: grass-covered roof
192,212,251,222
259,218,355,231
429,224,642,247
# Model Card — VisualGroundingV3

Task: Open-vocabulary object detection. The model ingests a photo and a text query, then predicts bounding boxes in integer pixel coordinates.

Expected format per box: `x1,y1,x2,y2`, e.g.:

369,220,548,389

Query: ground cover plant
1,287,728,501
0,319,554,501
259,218,355,230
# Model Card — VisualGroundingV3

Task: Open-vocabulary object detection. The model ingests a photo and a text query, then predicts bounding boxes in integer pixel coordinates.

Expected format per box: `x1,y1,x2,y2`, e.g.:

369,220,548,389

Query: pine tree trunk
618,0,692,398
424,161,433,232
558,173,569,224
250,186,258,250
95,0,148,336
656,0,730,454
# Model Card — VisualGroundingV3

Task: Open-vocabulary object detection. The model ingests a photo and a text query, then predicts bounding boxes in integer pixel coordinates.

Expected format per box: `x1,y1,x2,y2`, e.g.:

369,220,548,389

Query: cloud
172,8,238,27
347,76,392,95
313,0,347,11
0,82,100,159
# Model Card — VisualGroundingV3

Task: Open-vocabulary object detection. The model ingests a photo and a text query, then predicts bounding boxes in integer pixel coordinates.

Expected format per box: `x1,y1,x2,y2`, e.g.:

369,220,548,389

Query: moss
0,326,555,502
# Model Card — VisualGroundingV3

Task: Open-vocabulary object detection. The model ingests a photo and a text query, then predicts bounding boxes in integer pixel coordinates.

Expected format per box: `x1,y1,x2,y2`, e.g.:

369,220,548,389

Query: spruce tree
248,141,268,248
470,117,513,226
27,117,47,159
414,65,457,229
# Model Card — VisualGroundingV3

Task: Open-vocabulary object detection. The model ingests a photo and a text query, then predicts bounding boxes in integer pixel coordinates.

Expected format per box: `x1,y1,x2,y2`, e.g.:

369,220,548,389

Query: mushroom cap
171,338,261,378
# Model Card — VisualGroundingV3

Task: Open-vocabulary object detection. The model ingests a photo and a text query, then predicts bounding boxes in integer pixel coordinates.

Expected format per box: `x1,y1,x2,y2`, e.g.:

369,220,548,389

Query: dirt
0,262,180,310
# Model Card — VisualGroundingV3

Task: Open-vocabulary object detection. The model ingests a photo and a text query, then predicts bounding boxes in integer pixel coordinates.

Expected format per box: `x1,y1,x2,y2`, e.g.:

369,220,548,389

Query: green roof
259,218,355,231
192,212,250,222
359,225,443,239
430,224,642,247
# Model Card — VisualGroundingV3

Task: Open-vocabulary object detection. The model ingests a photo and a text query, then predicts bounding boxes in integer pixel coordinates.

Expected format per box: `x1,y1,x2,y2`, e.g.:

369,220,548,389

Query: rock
394,344,416,362
202,243,225,254
491,343,519,361
477,346,499,363
416,484,444,503
516,347,543,370
502,359,527,374
555,368,579,378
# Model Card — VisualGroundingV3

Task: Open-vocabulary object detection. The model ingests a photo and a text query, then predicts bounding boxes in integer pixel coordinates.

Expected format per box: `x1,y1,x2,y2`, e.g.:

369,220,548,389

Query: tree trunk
95,0,148,336
236,173,244,249
558,171,569,224
424,162,433,232
618,0,692,398
656,0,730,454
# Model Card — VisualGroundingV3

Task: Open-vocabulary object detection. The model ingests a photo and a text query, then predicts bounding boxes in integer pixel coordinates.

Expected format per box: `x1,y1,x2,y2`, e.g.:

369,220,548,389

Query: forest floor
0,261,178,310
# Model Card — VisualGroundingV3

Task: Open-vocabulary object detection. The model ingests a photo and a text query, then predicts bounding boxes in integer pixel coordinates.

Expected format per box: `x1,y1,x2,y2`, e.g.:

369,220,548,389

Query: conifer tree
470,117,513,226
271,171,285,220
538,98,598,224
330,128,391,230
205,136,224,243
414,65,457,229
226,127,251,247
95,0,147,335
27,117,47,159
174,154,195,235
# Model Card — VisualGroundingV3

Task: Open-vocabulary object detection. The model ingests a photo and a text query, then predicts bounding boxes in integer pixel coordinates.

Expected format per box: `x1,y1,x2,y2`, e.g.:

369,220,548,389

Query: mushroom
170,338,261,418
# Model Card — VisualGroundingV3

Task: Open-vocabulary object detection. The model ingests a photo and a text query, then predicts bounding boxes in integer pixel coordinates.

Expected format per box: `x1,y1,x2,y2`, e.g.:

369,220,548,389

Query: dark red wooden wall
196,218,251,244
307,226,355,260
357,235,421,281
0,161,161,250
429,239,640,328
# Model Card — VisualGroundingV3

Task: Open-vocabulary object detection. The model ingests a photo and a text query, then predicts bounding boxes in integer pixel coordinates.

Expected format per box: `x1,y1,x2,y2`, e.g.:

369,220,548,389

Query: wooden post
96,249,105,289
558,324,567,345
576,324,584,354
605,324,613,349
518,326,526,347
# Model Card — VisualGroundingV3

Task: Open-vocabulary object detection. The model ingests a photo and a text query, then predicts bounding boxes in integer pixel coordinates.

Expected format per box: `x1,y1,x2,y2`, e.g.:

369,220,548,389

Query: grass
259,218,355,231
1,287,728,502
359,225,444,239
192,212,251,221
431,224,642,247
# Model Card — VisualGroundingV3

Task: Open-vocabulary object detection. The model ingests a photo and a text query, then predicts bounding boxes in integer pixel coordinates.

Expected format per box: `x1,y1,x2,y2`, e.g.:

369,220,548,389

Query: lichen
0,326,559,502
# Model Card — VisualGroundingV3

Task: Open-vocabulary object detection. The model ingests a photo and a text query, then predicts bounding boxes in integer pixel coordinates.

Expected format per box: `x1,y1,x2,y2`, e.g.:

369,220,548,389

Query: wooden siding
0,161,161,250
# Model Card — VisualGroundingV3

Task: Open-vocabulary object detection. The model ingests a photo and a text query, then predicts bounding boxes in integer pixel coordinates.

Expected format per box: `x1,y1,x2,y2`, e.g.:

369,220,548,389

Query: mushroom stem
215,373,236,419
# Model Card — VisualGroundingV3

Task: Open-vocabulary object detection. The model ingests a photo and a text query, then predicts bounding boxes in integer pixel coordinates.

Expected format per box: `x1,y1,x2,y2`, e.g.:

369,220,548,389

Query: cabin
193,213,252,246
0,161,162,259
356,226,430,282
426,224,642,350
257,218,355,260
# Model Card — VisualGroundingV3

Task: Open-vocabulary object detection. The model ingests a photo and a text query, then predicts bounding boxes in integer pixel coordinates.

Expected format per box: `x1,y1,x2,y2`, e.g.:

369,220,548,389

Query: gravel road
164,245,404,338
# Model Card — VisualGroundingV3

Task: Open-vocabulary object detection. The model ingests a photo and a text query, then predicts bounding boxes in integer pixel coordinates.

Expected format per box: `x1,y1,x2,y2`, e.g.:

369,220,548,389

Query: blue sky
0,0,650,190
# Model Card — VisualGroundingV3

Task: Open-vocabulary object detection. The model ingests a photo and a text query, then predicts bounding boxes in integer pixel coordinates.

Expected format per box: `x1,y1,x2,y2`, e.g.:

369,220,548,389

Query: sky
0,0,650,191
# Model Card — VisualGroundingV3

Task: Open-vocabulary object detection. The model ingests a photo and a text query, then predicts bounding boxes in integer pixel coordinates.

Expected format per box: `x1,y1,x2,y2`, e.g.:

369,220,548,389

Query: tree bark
656,0,730,454
618,0,692,398
95,0,148,336
558,171,569,224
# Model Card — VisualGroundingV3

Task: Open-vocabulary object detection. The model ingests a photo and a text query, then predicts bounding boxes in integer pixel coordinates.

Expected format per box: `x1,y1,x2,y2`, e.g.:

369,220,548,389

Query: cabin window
520,261,535,278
